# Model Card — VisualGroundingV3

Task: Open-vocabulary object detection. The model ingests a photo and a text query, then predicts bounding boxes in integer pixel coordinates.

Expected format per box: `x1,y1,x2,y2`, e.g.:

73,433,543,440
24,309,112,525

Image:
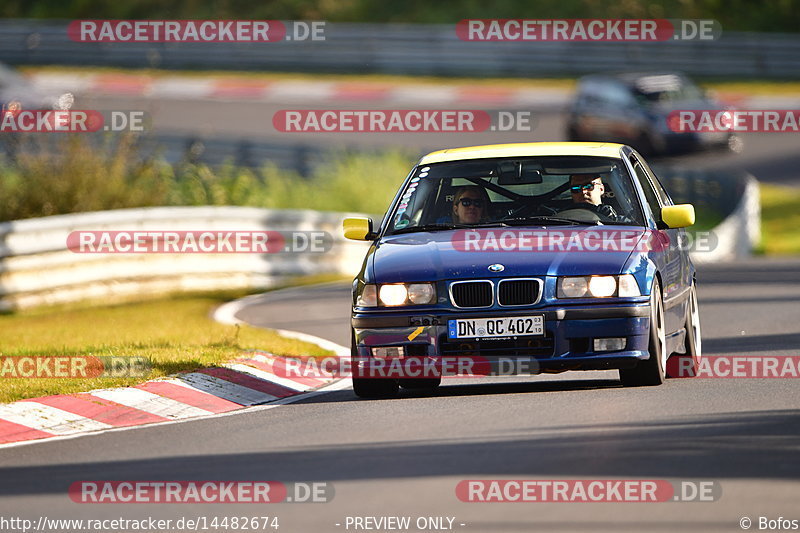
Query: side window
605,82,636,107
593,81,614,105
630,156,661,220
650,175,673,206
577,80,599,106
638,158,673,206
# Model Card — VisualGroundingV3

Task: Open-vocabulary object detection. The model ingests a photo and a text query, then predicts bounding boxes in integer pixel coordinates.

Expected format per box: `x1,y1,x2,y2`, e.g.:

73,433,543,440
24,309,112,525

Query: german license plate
448,316,544,339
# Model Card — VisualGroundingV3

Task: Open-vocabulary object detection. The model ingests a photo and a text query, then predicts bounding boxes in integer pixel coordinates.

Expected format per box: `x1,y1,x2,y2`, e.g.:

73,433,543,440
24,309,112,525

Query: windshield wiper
391,223,468,234
501,216,599,226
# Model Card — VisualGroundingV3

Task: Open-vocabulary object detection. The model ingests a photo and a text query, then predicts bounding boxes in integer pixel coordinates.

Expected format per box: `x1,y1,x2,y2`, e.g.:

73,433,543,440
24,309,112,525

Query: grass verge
0,281,343,404
757,184,800,255
0,137,413,221
690,207,725,235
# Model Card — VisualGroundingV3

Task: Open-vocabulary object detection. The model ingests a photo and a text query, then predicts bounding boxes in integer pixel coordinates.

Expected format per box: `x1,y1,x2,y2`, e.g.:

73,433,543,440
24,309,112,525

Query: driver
452,185,491,224
565,174,630,223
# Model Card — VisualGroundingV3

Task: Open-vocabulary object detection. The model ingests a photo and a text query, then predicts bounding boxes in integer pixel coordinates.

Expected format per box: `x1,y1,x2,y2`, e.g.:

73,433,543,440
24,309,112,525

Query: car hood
370,227,647,282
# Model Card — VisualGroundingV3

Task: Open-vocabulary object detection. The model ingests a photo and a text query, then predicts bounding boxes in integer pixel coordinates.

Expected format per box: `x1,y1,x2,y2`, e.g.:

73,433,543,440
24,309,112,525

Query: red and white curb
0,352,349,447
0,296,350,448
28,72,791,110
28,72,570,107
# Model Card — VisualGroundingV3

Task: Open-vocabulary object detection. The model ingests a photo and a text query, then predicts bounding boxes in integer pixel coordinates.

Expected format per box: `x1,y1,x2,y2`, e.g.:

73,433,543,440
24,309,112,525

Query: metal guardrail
0,167,759,311
0,206,370,310
0,133,383,177
2,21,800,79
139,134,331,174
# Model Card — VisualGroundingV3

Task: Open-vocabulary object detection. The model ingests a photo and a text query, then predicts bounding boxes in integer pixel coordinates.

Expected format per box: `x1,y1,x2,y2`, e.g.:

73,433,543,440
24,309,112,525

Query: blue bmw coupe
344,142,702,398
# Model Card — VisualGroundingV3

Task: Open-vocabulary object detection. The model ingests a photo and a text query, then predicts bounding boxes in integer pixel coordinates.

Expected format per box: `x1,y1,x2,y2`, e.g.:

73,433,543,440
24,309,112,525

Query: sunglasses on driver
457,198,485,208
570,181,602,193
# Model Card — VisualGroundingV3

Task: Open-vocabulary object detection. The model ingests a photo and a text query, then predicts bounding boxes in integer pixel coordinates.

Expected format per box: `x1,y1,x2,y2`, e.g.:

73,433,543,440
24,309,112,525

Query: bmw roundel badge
488,264,505,272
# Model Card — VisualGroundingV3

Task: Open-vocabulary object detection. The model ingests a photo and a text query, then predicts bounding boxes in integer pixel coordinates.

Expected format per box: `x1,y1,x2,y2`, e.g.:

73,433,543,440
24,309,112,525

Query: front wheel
667,282,702,378
351,330,400,398
399,377,441,390
352,376,399,398
620,279,666,387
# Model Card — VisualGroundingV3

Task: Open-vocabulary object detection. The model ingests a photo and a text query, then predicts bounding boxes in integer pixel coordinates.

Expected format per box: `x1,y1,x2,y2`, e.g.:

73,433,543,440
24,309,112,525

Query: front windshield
632,74,705,104
387,156,645,235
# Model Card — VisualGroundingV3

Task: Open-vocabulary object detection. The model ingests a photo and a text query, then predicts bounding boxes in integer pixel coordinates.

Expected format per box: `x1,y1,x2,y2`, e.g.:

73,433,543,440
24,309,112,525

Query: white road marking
149,78,215,99
224,363,312,392
274,328,350,358
168,372,278,405
0,402,111,435
90,388,213,419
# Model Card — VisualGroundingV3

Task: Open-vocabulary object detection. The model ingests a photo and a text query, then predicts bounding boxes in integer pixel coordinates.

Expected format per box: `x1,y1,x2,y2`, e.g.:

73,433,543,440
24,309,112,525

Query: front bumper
352,303,651,377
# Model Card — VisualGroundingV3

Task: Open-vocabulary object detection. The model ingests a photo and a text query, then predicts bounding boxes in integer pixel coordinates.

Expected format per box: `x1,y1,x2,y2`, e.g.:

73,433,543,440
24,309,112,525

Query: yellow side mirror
343,217,375,240
661,204,695,229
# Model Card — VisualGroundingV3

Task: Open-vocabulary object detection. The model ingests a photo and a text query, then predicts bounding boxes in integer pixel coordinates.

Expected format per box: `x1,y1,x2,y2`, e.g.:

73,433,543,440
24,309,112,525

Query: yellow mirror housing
343,217,375,240
661,204,695,229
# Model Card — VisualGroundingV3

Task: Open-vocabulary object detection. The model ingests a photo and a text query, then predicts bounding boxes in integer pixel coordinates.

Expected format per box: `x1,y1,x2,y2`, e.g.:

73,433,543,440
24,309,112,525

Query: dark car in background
0,61,72,115
566,72,741,155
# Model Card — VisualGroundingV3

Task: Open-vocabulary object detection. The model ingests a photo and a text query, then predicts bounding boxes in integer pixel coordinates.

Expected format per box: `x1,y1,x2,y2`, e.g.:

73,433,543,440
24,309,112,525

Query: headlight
558,277,588,298
357,283,436,307
55,92,75,111
588,276,616,297
407,283,435,304
557,275,640,298
379,284,408,306
3,100,21,116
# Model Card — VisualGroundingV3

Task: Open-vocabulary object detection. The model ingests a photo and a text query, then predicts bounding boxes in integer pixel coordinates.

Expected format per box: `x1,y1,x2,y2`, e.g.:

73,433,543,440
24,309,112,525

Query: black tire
352,376,399,398
620,279,666,387
666,282,702,378
399,377,441,390
350,329,399,398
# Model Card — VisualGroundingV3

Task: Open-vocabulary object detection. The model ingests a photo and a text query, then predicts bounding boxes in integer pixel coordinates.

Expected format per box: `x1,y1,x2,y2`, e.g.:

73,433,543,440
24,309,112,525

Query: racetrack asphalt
0,258,798,532
77,90,800,186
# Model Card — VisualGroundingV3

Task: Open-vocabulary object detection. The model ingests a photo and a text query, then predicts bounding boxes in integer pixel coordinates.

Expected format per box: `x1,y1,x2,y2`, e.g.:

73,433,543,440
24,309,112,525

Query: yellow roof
419,142,626,165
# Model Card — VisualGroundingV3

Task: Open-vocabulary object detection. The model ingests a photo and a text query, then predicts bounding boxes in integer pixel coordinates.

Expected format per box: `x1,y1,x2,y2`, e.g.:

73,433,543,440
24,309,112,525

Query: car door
628,154,684,334
641,160,694,328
